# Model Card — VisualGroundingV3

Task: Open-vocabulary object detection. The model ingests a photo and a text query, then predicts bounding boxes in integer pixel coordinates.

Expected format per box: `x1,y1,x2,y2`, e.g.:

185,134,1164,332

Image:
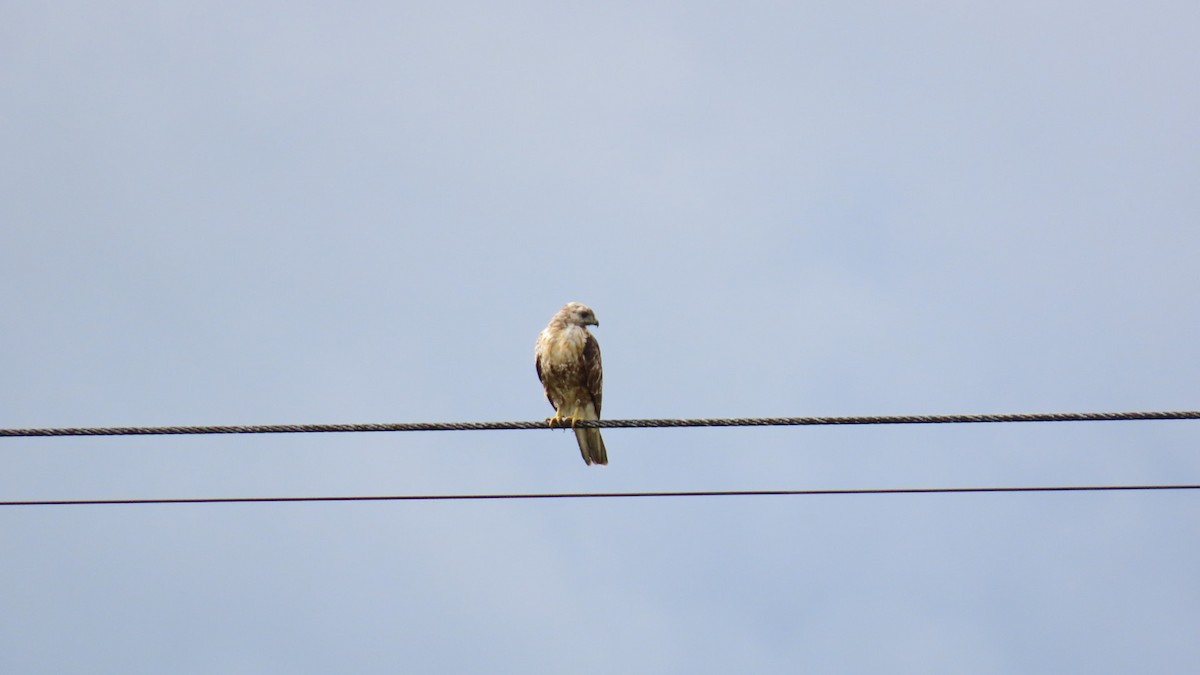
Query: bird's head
560,302,599,327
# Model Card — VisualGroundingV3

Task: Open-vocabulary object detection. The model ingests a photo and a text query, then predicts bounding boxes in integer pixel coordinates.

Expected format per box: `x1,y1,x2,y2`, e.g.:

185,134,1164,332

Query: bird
535,302,607,465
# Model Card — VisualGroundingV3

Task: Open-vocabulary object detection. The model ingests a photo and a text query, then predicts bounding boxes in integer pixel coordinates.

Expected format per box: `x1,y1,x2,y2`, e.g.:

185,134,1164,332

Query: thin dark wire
2,410,1198,438
3,484,1197,507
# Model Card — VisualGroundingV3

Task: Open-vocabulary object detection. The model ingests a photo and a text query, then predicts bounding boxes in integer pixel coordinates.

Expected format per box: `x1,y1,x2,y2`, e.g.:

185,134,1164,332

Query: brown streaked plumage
535,302,607,466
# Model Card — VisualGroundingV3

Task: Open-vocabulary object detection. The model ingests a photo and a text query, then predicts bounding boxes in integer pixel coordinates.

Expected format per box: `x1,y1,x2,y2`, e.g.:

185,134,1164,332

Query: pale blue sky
3,2,1199,673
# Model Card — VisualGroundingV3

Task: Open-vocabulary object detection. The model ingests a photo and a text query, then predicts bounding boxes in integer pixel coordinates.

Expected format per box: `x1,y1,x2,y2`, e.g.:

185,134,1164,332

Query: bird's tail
574,427,607,466
572,401,607,466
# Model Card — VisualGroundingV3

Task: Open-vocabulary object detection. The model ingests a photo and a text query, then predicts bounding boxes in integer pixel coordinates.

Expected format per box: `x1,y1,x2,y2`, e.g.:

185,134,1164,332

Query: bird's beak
590,319,600,327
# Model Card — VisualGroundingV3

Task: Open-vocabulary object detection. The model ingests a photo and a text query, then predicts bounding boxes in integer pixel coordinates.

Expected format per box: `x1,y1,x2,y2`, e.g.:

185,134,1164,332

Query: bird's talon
546,412,578,429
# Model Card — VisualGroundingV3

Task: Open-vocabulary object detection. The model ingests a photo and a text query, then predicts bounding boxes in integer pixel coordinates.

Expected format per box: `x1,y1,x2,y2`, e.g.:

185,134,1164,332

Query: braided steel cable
1,410,1198,438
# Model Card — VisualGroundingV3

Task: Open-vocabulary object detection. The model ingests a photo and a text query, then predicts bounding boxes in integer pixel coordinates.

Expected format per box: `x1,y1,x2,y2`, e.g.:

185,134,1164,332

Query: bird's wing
583,332,603,416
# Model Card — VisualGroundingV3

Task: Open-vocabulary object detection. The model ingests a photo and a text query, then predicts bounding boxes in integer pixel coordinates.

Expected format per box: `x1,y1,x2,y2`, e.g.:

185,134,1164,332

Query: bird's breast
539,326,587,364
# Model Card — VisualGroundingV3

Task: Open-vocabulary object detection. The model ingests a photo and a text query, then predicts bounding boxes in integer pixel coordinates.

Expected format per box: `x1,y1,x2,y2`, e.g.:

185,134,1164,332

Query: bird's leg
546,403,580,429
546,405,573,429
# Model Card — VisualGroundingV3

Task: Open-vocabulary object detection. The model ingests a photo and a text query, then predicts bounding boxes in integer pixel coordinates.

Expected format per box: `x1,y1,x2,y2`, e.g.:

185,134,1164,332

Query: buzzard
535,302,607,465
